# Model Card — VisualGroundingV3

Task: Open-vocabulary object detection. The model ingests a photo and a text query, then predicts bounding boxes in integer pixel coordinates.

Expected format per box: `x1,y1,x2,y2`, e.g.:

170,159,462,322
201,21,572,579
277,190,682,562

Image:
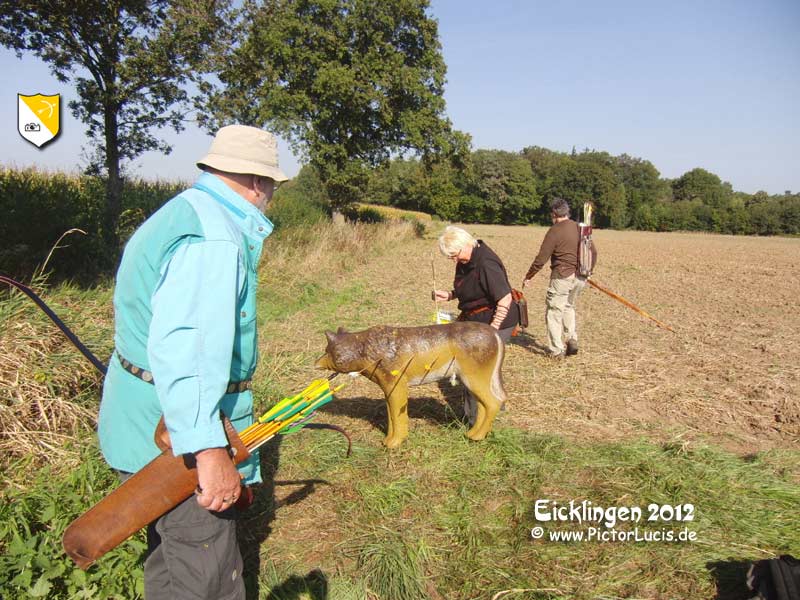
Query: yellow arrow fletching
259,394,300,423
245,376,345,448
258,379,330,423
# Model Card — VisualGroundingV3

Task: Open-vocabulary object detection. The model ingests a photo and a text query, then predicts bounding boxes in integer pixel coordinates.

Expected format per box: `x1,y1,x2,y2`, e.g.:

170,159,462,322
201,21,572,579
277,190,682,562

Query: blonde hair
438,226,478,257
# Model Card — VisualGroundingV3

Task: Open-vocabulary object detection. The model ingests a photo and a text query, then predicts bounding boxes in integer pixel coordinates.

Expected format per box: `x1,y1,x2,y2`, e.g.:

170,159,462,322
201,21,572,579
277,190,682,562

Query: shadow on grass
238,435,331,599
318,394,387,432
706,559,753,600
319,387,467,440
509,330,551,355
264,569,329,600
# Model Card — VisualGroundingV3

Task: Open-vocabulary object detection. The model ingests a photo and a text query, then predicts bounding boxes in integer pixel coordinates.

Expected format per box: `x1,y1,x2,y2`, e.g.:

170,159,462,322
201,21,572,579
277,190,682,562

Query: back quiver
578,223,594,278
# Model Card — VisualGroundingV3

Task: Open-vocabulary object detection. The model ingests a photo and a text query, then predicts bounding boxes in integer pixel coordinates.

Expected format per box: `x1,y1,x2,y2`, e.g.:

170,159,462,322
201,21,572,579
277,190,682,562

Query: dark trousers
119,472,245,600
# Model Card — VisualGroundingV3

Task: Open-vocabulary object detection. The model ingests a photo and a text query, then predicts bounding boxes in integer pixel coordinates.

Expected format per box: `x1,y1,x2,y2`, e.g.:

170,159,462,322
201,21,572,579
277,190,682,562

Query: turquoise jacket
98,172,274,483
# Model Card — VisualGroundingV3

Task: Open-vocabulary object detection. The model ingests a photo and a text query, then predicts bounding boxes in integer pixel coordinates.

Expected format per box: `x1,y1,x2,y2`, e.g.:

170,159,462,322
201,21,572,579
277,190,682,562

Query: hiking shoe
566,339,579,356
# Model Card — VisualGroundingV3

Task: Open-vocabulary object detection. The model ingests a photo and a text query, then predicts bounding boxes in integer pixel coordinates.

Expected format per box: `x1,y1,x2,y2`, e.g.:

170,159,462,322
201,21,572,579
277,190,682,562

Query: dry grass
267,220,420,290
2,221,798,598
355,203,434,222
0,282,110,475
0,221,418,478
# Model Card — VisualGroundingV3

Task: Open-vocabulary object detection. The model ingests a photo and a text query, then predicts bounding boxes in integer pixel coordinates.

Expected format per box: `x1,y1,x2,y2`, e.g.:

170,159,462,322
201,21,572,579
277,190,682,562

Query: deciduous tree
672,168,733,209
470,150,538,224
206,0,459,209
548,157,627,228
614,154,668,213
0,0,232,253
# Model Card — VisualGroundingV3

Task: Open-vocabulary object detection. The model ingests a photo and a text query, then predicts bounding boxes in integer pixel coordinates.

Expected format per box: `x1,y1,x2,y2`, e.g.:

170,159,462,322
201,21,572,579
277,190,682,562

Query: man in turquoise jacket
98,125,288,599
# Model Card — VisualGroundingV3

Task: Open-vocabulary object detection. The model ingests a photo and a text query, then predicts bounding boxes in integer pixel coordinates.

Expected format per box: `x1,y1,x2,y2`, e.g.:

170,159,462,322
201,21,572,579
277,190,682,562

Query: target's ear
325,330,336,343
336,326,348,335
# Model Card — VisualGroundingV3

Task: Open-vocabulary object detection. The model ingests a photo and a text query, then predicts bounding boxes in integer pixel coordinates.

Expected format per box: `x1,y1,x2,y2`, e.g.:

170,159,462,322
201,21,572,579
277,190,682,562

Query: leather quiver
62,415,250,569
511,288,529,329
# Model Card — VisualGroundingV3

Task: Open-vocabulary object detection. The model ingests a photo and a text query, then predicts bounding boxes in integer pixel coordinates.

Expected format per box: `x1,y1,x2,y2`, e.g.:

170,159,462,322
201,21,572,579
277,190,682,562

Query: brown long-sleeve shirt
525,219,598,280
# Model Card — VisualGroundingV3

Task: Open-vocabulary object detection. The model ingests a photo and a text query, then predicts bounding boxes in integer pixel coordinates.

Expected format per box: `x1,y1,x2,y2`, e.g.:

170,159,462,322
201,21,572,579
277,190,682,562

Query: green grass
271,425,799,599
258,560,369,600
261,282,374,329
0,444,146,599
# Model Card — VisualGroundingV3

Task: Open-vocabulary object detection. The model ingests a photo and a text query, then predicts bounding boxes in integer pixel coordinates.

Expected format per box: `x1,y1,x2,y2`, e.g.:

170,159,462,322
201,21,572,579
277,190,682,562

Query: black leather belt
116,352,252,394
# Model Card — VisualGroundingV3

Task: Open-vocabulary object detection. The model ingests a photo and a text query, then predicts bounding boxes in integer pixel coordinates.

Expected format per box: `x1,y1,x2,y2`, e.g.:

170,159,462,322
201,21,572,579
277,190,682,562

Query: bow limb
1,275,108,375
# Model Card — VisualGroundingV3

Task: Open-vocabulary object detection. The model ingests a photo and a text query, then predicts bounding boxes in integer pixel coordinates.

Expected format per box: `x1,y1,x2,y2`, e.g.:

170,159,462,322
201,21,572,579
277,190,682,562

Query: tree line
358,147,800,235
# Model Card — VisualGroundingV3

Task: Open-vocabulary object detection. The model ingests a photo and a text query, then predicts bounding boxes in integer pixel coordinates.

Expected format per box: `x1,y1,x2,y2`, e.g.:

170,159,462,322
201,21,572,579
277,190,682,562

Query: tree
780,194,800,234
748,201,781,235
746,190,770,206
548,157,627,228
368,158,425,209
207,0,459,209
521,145,565,183
469,150,538,224
614,154,667,213
502,156,540,224
672,168,733,209
425,165,462,220
0,0,232,253
267,164,329,228
631,203,658,231
471,150,506,223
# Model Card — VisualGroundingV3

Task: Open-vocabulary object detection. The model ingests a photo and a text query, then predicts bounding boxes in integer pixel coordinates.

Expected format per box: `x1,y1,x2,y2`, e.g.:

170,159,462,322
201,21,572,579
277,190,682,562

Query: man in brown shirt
523,197,597,357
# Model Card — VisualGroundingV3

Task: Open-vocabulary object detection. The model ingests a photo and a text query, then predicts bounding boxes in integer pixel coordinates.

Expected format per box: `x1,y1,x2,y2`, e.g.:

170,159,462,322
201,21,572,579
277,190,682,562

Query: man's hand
194,447,242,512
432,289,451,301
522,278,531,289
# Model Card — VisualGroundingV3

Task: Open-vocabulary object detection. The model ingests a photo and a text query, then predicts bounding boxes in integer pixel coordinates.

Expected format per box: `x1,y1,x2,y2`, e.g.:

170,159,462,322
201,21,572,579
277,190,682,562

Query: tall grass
261,220,419,326
0,219,419,482
0,272,112,473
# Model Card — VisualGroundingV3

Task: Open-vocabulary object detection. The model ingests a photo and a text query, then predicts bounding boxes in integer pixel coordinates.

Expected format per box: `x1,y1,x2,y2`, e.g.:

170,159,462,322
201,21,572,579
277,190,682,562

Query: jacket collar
192,172,274,241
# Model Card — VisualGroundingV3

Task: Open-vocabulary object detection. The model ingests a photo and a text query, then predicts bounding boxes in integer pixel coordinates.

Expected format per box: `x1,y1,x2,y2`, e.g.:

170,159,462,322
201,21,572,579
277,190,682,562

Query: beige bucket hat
197,124,289,182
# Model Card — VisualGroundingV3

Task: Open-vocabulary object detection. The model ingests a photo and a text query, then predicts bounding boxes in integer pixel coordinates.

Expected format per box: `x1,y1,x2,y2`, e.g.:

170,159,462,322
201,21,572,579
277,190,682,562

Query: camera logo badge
18,93,60,148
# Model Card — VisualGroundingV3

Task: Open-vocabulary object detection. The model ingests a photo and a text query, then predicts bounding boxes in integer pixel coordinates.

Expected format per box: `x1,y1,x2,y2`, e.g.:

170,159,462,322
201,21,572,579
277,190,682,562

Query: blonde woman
433,226,518,337
432,226,518,423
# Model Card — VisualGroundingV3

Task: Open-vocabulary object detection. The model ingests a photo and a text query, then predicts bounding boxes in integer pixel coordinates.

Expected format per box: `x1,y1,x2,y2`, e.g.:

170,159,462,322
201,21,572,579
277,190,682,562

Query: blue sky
1,0,798,194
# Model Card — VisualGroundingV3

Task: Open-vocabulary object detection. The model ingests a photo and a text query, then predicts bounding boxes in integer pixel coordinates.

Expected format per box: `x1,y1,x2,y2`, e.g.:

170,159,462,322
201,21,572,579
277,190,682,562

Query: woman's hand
432,290,451,301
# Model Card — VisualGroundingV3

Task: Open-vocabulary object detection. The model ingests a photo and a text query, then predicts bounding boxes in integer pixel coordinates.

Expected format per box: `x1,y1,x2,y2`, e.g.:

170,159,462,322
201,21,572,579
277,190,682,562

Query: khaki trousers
545,274,586,354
